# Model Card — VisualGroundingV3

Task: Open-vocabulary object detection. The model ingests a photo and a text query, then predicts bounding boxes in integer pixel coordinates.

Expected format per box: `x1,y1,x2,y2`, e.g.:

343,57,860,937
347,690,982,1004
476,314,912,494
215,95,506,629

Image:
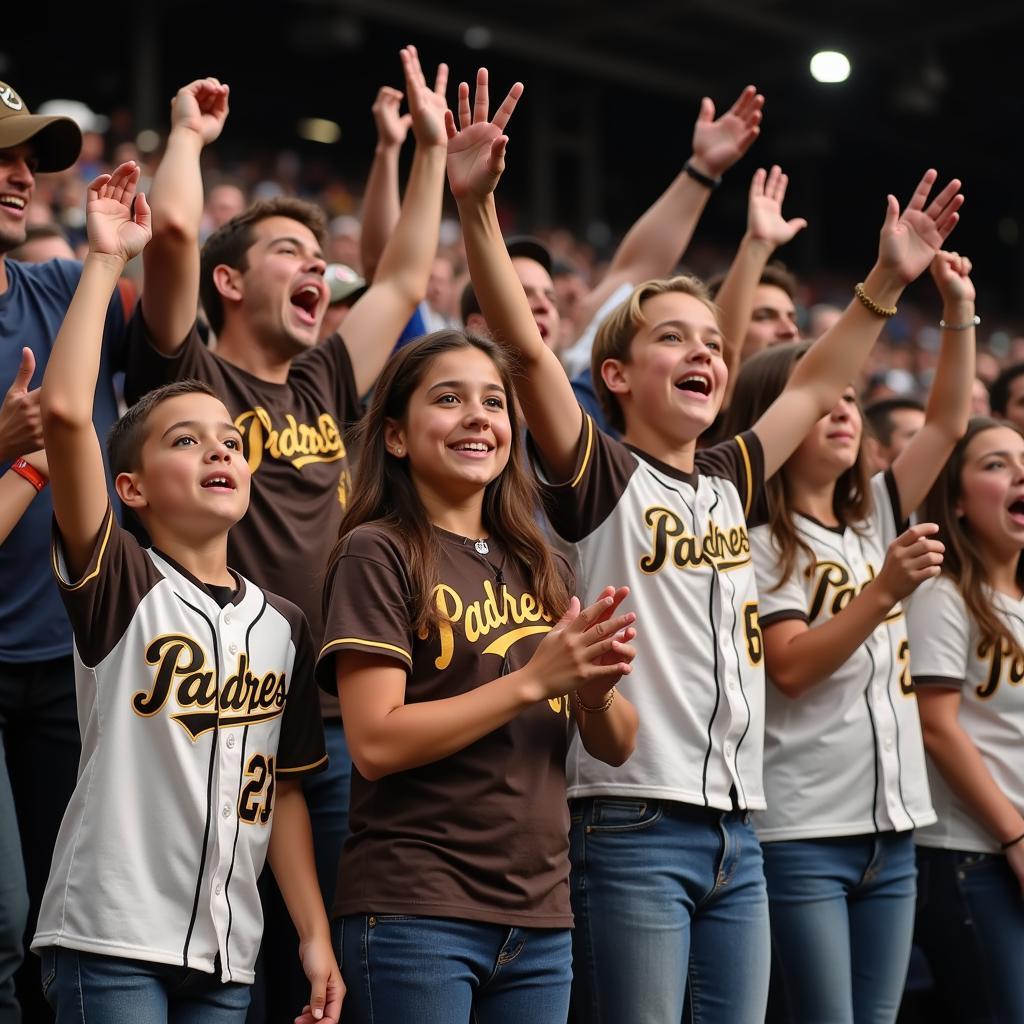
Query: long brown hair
327,330,570,635
719,341,871,587
922,417,1024,664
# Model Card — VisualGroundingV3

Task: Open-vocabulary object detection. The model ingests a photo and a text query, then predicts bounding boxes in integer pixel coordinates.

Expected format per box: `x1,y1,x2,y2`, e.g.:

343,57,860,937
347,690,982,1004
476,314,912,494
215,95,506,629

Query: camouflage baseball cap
0,82,82,172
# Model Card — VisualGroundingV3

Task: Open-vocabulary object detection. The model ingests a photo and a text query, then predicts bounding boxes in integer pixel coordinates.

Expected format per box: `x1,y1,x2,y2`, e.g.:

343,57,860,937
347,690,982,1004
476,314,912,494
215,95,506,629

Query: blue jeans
915,845,1024,1023
247,718,350,1024
0,724,28,1024
569,797,771,1024
762,831,917,1024
336,915,572,1024
39,948,250,1023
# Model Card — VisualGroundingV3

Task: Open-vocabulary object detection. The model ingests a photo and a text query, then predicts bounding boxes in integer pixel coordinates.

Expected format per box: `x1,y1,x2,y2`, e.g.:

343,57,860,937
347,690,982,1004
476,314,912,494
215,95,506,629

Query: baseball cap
0,82,83,172
325,263,367,305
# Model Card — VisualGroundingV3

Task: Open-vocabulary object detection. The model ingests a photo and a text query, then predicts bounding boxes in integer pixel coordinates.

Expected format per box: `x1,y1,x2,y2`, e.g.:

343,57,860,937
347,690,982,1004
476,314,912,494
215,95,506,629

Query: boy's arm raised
141,79,230,354
450,70,581,482
752,169,963,480
42,163,152,579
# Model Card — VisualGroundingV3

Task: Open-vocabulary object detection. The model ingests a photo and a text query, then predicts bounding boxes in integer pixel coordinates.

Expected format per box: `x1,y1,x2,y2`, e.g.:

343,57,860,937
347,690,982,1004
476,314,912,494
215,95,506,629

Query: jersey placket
208,600,249,980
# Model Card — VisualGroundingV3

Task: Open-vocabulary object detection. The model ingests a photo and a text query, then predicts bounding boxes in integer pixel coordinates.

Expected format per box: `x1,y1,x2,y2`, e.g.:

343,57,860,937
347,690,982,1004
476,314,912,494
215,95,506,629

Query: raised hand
0,347,42,462
878,170,964,286
445,68,524,201
85,162,152,264
747,165,807,249
170,77,230,145
875,523,944,606
372,85,412,149
930,250,976,307
690,85,764,179
399,45,449,148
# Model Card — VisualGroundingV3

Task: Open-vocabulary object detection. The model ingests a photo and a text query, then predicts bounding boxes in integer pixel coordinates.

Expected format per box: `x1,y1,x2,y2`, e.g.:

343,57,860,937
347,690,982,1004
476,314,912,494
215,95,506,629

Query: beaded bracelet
854,282,898,319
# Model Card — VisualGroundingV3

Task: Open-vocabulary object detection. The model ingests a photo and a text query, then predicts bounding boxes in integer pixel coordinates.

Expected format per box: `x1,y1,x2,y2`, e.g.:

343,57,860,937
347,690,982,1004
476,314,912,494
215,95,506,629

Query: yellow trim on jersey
318,636,413,665
51,508,114,591
277,752,329,774
570,414,595,489
735,434,754,519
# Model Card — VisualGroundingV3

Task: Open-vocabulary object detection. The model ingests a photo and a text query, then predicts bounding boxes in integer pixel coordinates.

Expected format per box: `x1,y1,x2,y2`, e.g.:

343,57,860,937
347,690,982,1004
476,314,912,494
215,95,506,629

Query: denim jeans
39,947,250,1023
761,831,917,1024
247,719,351,1024
915,845,1024,1023
0,657,81,1024
336,915,572,1024
569,797,771,1024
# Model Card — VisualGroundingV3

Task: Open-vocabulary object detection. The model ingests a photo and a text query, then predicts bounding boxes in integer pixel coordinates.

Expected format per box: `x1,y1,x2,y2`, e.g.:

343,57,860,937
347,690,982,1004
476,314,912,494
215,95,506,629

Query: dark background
7,0,1023,316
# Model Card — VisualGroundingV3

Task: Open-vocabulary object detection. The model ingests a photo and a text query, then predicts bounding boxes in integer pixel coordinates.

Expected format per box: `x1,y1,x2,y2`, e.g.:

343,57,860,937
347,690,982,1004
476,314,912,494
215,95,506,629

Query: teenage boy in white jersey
444,68,964,1024
31,162,341,1023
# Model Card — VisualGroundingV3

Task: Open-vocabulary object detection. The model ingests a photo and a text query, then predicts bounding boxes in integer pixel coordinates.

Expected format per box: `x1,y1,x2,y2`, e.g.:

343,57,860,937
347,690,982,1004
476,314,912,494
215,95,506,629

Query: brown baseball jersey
316,524,574,928
32,507,327,982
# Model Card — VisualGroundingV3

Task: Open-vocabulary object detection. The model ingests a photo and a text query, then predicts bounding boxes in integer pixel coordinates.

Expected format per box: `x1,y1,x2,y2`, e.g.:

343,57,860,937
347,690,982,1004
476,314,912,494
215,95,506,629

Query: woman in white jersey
907,417,1024,1023
721,251,975,1023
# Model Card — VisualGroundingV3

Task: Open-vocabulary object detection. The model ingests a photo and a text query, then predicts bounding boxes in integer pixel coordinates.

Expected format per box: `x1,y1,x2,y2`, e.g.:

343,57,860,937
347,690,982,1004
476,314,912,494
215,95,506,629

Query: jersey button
224,614,232,625
215,883,223,895
222,804,231,819
884,737,894,751
724,743,733,757
226,735,235,749
229,643,238,655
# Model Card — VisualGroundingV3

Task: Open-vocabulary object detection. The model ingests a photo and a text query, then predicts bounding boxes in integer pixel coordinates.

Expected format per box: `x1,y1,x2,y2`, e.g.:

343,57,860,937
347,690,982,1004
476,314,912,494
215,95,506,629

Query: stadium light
810,51,851,84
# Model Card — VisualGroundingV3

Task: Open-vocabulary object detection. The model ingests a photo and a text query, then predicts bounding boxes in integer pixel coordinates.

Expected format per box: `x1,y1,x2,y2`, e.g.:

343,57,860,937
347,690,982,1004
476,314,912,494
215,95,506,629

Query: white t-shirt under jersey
907,574,1024,854
750,472,935,841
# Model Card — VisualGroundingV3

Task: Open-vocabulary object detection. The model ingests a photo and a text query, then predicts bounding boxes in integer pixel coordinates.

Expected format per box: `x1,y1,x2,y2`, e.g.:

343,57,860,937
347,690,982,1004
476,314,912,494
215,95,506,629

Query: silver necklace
474,539,489,555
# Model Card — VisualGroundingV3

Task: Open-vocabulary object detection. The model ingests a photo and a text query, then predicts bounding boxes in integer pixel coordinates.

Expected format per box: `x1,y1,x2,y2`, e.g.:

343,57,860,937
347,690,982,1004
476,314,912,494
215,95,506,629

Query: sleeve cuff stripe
570,414,594,490
277,753,329,774
760,609,809,628
318,637,413,665
912,675,965,689
736,434,754,519
52,508,114,592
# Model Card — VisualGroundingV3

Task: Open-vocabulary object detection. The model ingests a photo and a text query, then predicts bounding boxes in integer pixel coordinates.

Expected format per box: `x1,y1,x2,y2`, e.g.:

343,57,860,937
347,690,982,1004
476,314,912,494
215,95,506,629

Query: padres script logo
976,638,1024,699
234,407,346,472
133,634,287,740
808,561,902,625
424,581,568,715
640,507,751,574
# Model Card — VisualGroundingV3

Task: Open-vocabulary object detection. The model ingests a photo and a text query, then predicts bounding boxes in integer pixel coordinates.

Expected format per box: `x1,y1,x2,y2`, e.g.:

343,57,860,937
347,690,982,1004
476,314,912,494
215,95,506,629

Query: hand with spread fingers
372,85,412,150
445,68,524,200
689,84,764,179
877,169,964,286
747,165,807,250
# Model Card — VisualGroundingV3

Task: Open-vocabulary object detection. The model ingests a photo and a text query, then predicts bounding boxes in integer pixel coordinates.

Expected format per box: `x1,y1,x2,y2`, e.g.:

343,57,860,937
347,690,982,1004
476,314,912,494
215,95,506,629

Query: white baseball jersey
534,413,769,811
907,574,1024,853
749,471,934,840
32,508,327,983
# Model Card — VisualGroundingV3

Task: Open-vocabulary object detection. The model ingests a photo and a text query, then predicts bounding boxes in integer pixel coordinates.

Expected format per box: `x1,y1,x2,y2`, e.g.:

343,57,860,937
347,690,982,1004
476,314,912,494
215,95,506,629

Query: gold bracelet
854,282,898,319
574,687,617,714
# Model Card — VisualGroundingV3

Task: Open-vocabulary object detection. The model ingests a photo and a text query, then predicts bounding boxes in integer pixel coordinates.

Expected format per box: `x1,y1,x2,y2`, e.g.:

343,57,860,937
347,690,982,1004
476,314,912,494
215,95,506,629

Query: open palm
879,170,963,285
85,162,152,263
446,68,523,200
691,85,764,177
747,165,807,248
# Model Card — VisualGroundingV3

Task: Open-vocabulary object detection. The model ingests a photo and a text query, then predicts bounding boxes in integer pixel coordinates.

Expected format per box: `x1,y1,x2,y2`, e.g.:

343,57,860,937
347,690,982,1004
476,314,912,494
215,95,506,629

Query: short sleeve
124,311,213,404
749,524,810,627
695,431,767,527
528,409,638,543
51,505,163,667
275,616,329,777
906,575,970,690
315,528,416,694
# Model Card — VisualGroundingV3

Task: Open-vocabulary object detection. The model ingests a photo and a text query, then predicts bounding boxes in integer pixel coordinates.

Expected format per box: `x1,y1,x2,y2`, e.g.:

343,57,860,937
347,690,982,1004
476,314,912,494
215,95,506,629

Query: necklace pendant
474,539,490,555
